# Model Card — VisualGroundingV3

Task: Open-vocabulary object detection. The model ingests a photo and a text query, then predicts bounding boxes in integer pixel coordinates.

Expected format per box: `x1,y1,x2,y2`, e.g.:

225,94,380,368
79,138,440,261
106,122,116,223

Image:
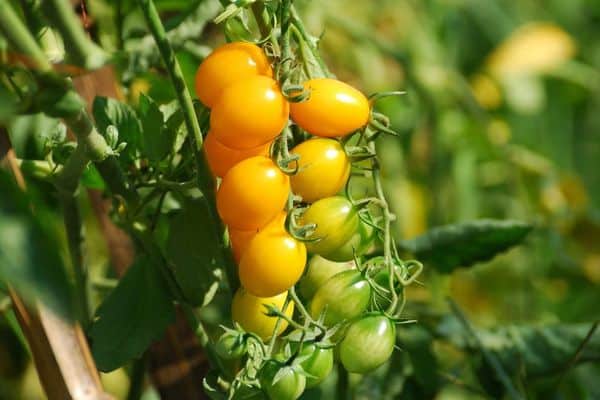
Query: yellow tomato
217,156,290,230
211,76,289,149
290,78,370,137
195,42,272,108
229,212,286,263
239,221,307,297
290,138,350,202
204,131,272,178
231,289,293,340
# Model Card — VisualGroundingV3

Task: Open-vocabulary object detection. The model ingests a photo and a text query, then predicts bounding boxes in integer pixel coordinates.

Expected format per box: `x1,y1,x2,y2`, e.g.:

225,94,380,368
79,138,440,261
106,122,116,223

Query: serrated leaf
92,96,142,161
399,219,532,273
90,255,175,372
0,171,74,319
166,198,224,306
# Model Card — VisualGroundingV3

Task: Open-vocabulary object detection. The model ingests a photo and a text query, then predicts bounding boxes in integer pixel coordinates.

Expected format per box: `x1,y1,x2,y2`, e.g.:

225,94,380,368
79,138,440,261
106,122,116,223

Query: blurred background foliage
1,0,599,398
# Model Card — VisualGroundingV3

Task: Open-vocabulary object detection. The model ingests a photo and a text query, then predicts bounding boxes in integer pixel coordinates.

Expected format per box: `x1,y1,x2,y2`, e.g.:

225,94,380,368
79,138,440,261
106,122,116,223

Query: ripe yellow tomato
290,138,350,202
290,78,370,137
195,42,272,108
231,288,294,340
204,131,272,178
217,156,289,230
229,212,286,263
239,221,307,297
211,76,290,149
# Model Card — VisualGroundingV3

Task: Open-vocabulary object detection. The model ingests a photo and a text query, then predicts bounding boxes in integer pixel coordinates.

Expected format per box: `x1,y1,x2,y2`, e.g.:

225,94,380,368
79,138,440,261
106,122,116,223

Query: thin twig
555,321,599,389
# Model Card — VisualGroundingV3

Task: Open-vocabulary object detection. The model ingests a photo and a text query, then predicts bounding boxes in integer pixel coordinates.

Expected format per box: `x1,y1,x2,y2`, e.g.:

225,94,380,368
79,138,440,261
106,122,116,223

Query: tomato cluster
196,41,402,399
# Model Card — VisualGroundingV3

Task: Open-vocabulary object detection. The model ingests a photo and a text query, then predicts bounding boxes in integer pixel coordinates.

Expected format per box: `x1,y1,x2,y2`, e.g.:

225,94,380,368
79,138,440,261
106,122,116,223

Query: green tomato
299,255,355,300
297,344,334,388
325,217,376,261
214,332,247,360
301,197,359,261
259,361,306,400
309,270,371,326
339,314,396,374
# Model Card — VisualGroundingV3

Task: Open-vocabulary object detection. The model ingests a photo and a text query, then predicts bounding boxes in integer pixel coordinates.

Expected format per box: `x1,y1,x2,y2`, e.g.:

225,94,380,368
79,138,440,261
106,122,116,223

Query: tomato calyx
283,208,319,242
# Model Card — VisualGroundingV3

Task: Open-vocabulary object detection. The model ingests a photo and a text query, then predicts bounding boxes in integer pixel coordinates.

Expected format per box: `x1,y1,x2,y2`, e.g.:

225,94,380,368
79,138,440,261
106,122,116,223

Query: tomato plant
298,255,355,300
289,138,350,202
195,42,273,108
204,131,271,178
339,314,396,374
290,78,370,137
296,344,334,388
231,289,294,340
214,331,247,360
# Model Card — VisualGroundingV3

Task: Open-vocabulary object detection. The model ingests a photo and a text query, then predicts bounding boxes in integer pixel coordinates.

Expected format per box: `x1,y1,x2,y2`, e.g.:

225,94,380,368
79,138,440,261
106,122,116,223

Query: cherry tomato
324,217,376,261
259,361,306,400
214,331,247,360
297,344,334,388
217,156,289,231
290,78,370,137
339,314,396,374
289,138,350,202
211,76,289,149
204,131,271,178
301,196,359,261
309,270,371,325
299,255,355,300
231,289,294,340
195,42,272,108
229,212,286,263
239,221,306,297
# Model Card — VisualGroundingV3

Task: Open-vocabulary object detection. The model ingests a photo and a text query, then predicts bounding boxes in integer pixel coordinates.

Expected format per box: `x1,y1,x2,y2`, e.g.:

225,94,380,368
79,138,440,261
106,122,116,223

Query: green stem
0,1,52,71
290,6,329,76
138,0,238,292
126,354,147,400
40,0,107,69
267,296,291,355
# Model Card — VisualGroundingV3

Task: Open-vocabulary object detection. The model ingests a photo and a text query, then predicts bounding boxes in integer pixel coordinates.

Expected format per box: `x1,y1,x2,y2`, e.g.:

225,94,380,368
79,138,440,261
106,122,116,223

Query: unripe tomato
231,289,294,340
211,76,289,149
214,331,247,360
301,196,359,261
195,42,272,108
297,344,334,388
217,156,289,230
239,221,307,297
289,138,350,203
229,212,286,263
204,131,271,178
324,217,376,261
290,78,370,137
259,361,306,400
309,270,371,325
339,314,395,373
299,255,355,300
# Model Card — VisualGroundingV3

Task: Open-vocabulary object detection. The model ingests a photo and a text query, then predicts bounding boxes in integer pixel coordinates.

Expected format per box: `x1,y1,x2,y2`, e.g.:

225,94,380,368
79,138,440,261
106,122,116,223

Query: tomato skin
309,270,371,325
301,197,359,262
259,361,306,400
290,78,370,138
239,221,306,297
231,289,294,340
290,138,350,203
195,42,272,108
211,76,290,149
324,217,376,261
229,212,286,263
217,156,290,231
339,314,396,374
297,344,334,388
204,131,271,178
299,255,355,300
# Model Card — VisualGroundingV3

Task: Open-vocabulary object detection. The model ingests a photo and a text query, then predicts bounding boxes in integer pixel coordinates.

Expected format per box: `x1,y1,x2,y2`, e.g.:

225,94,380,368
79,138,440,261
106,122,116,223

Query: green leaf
92,96,142,161
398,219,532,273
166,198,223,306
90,255,175,372
80,164,105,190
138,94,176,163
0,171,74,319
